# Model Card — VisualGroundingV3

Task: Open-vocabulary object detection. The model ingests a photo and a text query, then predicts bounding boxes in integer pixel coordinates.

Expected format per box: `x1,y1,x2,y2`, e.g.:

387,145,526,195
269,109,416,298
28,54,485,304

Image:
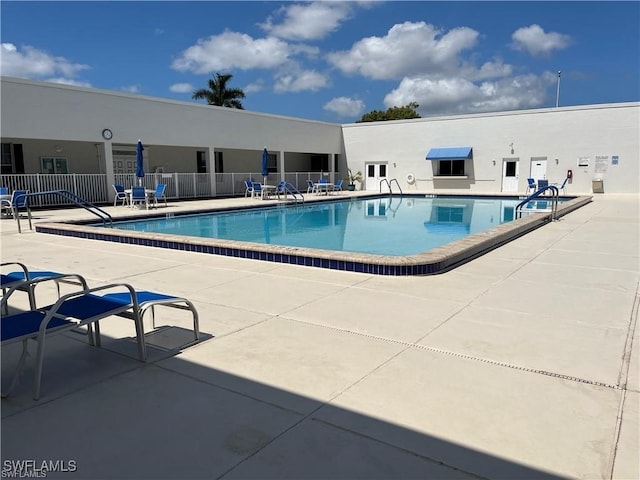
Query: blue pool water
106,196,558,256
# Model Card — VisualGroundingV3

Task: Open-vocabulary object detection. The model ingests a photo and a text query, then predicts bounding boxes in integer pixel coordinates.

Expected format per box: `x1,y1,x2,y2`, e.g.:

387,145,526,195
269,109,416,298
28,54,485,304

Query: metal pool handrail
379,178,403,196
515,185,559,220
13,190,112,233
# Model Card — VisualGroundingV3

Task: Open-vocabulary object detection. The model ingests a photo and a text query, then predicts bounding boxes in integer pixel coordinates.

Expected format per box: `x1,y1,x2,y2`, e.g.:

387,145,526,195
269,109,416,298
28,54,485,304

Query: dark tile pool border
34,195,592,276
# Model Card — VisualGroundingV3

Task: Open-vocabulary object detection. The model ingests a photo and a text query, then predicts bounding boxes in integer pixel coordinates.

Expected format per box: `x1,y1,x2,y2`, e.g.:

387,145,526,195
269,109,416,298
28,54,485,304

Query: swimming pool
35,194,591,275
107,196,560,256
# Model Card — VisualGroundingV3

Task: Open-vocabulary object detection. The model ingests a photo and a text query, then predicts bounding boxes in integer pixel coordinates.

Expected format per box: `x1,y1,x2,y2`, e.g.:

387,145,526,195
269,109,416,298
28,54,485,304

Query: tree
192,72,246,109
356,102,421,122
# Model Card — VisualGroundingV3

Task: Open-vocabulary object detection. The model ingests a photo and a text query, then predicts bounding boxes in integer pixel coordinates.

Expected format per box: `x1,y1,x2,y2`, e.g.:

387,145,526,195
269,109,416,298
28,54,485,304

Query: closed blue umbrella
261,147,269,185
136,139,145,186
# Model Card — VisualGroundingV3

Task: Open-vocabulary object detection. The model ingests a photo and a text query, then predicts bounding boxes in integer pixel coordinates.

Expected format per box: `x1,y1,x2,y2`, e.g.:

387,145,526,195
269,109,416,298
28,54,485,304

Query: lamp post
556,70,561,108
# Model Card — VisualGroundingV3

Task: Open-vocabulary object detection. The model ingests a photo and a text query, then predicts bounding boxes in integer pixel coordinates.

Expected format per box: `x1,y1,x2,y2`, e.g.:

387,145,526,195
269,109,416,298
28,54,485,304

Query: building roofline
341,101,640,128
0,76,341,128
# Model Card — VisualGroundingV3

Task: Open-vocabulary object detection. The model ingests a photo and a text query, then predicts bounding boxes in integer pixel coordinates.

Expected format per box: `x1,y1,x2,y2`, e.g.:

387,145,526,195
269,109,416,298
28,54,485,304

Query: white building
1,76,638,202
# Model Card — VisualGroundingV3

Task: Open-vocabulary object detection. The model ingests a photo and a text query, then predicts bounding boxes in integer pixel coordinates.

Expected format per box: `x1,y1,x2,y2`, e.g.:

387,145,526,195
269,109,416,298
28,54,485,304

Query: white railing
0,171,330,207
0,174,107,206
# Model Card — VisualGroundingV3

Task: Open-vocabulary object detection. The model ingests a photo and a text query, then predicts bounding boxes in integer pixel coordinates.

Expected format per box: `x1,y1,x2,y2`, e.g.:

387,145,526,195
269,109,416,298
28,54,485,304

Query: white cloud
170,82,194,93
274,68,329,93
511,24,572,56
171,31,291,73
326,22,479,80
0,43,89,79
384,72,556,115
261,2,353,40
323,96,365,117
121,85,140,94
45,77,91,88
244,79,265,94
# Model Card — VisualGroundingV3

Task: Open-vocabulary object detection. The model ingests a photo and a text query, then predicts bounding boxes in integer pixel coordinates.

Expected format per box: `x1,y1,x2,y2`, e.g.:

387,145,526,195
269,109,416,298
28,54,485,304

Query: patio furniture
244,180,255,197
130,186,149,209
252,182,263,199
552,177,569,195
1,262,88,314
333,179,343,192
526,178,537,194
307,180,317,194
1,280,147,400
151,183,167,208
1,189,28,218
100,290,199,341
112,184,127,206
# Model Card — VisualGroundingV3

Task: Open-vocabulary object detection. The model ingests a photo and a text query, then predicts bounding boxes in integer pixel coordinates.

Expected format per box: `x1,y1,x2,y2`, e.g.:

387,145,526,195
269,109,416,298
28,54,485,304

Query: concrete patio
1,193,638,479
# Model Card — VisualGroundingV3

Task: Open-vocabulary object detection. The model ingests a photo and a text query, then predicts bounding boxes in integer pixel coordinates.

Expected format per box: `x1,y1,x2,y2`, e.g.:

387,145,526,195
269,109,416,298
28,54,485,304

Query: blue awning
426,147,473,160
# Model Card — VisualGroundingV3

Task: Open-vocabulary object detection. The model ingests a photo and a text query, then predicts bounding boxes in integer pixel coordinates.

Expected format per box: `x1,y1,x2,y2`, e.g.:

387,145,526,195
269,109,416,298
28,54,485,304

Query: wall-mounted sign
577,157,590,167
612,155,619,165
595,155,609,174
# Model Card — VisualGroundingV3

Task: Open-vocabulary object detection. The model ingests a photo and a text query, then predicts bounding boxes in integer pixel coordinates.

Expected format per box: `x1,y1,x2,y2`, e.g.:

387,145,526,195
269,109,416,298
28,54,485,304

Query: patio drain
297,320,623,391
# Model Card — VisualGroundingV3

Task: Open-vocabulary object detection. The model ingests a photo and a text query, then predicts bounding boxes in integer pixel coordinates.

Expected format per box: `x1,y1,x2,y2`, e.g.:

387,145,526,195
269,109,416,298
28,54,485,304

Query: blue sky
1,1,638,122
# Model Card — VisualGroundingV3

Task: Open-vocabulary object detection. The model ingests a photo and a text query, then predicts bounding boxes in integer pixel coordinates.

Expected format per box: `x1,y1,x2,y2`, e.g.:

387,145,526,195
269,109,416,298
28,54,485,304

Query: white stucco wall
0,77,343,156
2,77,638,195
342,103,640,194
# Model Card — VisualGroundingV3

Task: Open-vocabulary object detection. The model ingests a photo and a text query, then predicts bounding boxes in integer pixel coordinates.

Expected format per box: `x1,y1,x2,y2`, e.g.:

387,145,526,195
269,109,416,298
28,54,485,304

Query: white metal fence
0,171,331,207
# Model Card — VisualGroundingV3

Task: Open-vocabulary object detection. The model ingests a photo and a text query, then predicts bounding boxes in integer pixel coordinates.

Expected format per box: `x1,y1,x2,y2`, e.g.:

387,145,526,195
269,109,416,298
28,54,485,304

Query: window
40,157,68,174
268,153,277,173
215,152,224,173
1,143,13,174
311,154,328,172
196,151,207,173
1,143,24,174
438,159,465,176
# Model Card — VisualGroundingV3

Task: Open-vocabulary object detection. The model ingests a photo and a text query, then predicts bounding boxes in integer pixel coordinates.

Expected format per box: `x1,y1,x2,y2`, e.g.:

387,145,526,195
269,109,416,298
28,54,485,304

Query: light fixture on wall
54,145,63,153
555,158,559,165
492,160,496,166
509,143,514,155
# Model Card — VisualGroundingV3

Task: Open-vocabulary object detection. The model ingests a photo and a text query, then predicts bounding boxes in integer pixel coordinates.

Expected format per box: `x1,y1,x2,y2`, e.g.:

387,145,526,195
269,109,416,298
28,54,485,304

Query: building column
278,150,285,182
208,146,216,197
103,141,115,202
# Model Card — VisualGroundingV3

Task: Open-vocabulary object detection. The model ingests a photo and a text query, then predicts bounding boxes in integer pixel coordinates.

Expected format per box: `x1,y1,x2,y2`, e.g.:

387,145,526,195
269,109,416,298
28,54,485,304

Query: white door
530,158,548,184
501,158,519,192
365,163,388,191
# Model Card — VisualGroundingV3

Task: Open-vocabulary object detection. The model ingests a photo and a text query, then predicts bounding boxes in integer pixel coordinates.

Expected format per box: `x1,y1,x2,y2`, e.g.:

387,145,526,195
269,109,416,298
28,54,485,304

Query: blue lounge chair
151,183,167,208
100,290,199,336
252,182,263,199
1,262,88,313
526,178,536,194
112,184,127,206
130,186,148,209
552,177,569,195
2,267,201,399
244,179,254,197
1,189,28,218
333,179,343,192
1,280,147,400
307,180,317,194
275,181,287,198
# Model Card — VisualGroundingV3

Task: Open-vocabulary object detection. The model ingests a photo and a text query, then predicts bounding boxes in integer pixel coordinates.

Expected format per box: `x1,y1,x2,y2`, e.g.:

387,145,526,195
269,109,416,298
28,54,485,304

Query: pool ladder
12,190,112,233
515,185,559,220
277,182,304,203
380,178,403,195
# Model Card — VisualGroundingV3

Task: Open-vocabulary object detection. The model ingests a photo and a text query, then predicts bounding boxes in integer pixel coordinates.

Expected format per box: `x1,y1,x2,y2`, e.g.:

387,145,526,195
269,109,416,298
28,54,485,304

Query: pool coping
34,195,593,276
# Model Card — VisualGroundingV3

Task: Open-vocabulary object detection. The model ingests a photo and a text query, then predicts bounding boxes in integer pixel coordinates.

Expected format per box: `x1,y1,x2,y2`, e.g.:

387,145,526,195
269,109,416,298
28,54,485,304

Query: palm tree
192,72,245,109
